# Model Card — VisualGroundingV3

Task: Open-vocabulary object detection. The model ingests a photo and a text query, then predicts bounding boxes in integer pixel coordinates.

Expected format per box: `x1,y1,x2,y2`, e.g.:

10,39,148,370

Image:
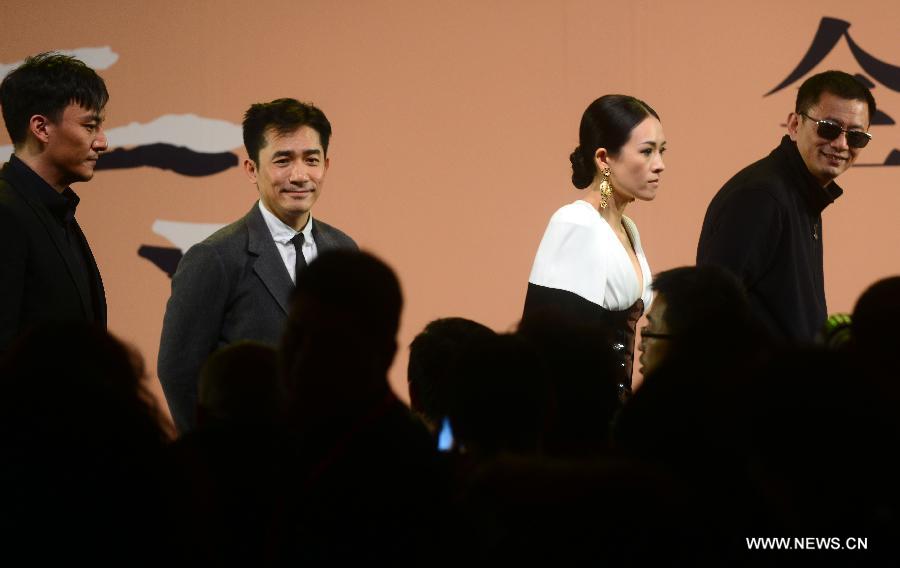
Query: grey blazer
158,203,357,433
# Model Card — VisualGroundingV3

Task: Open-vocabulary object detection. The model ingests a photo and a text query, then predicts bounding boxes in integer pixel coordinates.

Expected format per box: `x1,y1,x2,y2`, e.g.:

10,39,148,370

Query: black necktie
290,232,307,281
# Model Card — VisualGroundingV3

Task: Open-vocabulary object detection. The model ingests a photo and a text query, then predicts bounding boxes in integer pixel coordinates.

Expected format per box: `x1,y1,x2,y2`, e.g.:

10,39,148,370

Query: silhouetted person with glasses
697,70,875,343
617,268,771,558
638,265,761,378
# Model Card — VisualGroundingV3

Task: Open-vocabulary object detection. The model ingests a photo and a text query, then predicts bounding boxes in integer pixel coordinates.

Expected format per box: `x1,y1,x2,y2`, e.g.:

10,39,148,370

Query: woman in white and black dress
523,95,666,393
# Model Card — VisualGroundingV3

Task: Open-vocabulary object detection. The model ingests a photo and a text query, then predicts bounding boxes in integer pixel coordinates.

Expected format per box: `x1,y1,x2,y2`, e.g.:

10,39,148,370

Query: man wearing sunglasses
697,70,875,343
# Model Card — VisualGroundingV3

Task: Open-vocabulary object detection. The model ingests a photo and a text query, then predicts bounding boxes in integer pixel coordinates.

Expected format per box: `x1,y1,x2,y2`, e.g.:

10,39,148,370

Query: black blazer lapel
245,205,294,315
73,219,107,325
7,172,95,320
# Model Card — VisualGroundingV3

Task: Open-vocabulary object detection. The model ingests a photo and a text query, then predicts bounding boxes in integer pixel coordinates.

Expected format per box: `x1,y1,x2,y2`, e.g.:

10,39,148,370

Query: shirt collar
257,200,313,244
8,154,80,223
777,135,843,214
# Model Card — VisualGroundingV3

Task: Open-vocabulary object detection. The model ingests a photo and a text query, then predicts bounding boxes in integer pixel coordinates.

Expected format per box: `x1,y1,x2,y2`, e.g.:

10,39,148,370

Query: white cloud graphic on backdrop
2,47,244,276
105,115,242,152
0,46,119,77
152,220,227,253
0,114,241,163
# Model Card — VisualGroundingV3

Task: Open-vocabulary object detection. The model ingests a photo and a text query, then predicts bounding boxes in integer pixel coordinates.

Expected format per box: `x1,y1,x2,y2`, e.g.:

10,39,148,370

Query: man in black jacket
0,52,109,352
697,71,875,343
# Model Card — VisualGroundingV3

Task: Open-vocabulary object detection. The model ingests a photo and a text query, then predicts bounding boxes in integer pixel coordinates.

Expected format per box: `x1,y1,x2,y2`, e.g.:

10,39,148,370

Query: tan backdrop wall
3,0,898,424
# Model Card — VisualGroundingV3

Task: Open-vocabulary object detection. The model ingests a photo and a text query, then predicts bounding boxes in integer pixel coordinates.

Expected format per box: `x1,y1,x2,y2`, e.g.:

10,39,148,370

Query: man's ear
787,112,802,141
243,157,259,184
29,114,52,144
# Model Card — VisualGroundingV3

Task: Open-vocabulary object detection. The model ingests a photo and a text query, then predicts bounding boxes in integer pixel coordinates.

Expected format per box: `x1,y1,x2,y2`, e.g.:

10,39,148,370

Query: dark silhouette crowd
1,252,898,565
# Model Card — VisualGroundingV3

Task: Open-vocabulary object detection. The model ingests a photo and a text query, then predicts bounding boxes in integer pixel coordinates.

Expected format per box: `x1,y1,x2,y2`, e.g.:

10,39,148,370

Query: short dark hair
280,251,402,400
408,317,497,426
852,276,900,353
446,332,550,455
0,52,109,146
796,70,876,125
651,265,751,340
198,340,281,427
242,98,332,164
570,95,660,189
292,250,402,341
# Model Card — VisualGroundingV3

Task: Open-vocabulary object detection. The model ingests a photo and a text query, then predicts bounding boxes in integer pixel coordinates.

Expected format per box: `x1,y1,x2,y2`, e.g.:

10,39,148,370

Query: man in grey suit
159,98,357,433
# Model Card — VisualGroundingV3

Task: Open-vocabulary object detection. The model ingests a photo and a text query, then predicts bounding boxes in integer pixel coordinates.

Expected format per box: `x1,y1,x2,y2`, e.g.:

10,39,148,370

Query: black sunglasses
800,113,872,149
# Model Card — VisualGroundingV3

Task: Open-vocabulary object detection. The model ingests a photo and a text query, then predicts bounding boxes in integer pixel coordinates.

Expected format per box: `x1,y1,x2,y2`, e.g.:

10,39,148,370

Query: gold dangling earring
598,167,612,209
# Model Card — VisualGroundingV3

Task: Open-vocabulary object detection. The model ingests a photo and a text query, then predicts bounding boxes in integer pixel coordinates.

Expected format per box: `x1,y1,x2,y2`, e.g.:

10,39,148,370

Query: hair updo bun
570,146,595,190
571,95,660,189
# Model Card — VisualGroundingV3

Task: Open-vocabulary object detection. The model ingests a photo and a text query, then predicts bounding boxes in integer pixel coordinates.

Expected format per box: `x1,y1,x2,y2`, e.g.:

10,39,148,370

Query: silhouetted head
0,323,172,559
0,321,171,446
281,250,402,407
445,333,550,458
640,265,755,377
408,317,497,432
198,340,282,429
853,276,900,371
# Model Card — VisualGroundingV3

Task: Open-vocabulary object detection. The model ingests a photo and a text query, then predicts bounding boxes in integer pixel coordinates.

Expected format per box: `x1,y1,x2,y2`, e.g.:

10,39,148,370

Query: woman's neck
582,178,631,230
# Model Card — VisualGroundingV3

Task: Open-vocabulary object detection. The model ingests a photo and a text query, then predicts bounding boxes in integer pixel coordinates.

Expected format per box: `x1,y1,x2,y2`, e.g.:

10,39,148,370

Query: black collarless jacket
0,159,107,352
696,136,842,343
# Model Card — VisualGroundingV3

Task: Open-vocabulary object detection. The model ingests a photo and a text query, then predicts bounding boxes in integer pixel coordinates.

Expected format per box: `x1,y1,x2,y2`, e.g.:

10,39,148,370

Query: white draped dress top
528,200,653,311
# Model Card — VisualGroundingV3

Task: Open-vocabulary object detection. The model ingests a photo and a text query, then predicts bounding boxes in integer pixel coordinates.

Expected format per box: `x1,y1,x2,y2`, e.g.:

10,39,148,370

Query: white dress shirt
258,200,318,283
